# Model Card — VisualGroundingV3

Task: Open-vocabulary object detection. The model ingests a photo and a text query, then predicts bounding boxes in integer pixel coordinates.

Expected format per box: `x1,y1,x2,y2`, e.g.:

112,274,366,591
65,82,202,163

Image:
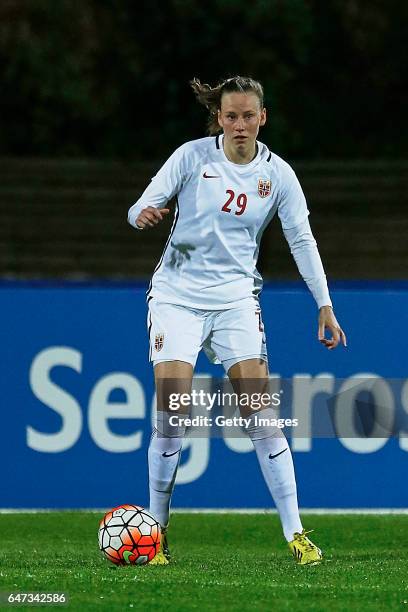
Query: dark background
2,0,407,160
1,0,407,279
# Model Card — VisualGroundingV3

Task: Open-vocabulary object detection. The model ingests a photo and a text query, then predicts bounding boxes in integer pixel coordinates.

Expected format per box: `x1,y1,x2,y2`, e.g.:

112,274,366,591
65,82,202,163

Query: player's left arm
318,304,347,350
282,219,347,350
277,161,347,350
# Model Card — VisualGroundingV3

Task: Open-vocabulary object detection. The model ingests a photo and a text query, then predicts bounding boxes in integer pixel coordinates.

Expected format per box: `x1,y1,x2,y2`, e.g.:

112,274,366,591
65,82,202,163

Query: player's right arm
133,206,170,229
127,144,189,230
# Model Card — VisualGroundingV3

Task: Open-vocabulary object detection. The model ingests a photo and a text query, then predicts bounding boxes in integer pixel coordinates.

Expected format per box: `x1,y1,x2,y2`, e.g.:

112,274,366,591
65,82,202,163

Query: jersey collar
216,134,263,170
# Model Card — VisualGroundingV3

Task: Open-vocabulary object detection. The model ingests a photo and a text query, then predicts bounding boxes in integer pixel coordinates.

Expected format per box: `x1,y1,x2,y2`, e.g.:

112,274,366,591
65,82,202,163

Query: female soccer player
128,76,346,566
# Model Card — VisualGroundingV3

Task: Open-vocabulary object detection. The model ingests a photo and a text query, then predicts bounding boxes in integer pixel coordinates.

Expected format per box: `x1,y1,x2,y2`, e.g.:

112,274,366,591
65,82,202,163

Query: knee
155,409,187,438
244,407,286,442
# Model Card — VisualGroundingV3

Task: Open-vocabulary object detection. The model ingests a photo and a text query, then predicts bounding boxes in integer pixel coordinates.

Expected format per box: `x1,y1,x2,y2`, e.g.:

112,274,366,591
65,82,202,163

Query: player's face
218,92,266,162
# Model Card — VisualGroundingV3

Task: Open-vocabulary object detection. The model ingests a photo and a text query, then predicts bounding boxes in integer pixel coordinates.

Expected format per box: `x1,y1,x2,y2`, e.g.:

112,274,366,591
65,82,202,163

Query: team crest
258,178,271,198
154,333,164,352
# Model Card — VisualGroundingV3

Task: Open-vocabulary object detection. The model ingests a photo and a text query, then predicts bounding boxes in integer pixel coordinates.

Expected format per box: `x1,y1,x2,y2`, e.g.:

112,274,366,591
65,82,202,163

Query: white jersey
128,135,326,309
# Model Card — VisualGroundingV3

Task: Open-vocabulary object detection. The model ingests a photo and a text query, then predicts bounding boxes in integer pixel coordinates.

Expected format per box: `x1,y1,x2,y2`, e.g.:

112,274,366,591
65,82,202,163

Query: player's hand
318,306,347,350
136,207,170,229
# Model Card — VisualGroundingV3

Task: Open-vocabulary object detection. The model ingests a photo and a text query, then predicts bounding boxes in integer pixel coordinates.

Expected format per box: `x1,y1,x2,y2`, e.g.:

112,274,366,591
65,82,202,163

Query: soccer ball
98,504,161,565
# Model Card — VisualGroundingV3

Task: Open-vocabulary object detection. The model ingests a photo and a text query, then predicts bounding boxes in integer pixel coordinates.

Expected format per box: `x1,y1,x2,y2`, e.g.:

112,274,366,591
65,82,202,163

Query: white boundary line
176,508,408,515
0,508,408,514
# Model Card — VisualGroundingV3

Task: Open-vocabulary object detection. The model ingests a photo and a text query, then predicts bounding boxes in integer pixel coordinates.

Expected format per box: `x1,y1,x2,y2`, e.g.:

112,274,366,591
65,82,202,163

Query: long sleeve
127,144,188,229
283,218,332,309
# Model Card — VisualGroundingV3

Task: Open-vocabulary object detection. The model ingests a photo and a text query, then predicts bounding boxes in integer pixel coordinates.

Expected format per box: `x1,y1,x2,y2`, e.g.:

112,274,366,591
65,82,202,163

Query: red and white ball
98,504,161,565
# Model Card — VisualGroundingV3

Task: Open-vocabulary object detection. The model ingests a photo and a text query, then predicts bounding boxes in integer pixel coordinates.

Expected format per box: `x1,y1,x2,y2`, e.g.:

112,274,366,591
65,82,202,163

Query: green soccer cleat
288,529,323,565
149,530,171,565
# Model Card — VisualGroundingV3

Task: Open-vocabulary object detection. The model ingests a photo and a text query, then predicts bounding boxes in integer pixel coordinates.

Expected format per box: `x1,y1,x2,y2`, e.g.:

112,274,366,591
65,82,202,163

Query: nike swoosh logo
123,550,133,564
162,449,181,457
203,172,220,179
268,448,288,460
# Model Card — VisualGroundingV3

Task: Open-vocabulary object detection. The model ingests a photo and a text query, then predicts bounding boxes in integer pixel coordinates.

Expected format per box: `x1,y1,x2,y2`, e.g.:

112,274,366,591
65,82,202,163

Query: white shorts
147,297,268,372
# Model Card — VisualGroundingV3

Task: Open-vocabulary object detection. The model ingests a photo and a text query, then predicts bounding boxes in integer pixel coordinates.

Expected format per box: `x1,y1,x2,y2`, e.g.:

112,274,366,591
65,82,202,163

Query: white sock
252,436,303,541
148,429,182,529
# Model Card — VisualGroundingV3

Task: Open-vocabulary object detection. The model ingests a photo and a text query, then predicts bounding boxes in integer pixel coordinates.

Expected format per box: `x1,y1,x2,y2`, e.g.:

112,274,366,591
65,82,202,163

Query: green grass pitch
0,513,407,611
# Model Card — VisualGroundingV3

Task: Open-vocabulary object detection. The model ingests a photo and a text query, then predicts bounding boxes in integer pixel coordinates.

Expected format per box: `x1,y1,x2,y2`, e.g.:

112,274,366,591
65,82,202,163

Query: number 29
221,190,247,216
